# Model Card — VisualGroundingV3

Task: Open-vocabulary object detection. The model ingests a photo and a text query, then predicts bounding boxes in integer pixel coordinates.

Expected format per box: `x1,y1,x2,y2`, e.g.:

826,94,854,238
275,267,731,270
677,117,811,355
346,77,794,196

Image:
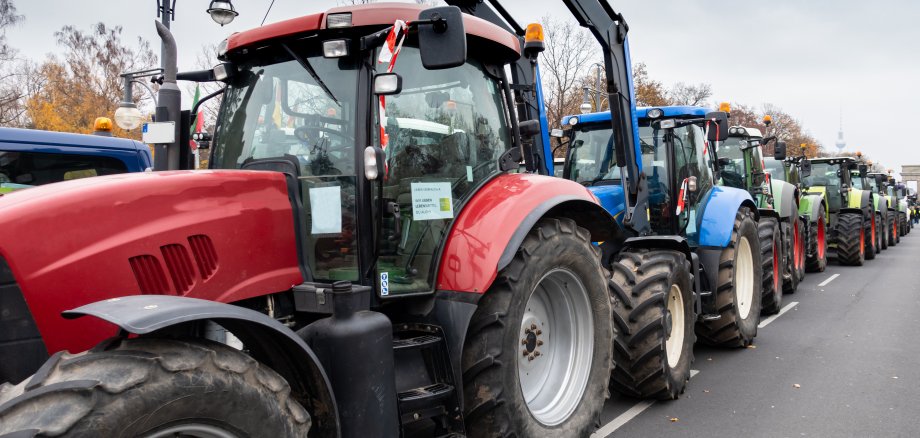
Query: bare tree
0,0,25,125
538,16,597,154
668,82,712,106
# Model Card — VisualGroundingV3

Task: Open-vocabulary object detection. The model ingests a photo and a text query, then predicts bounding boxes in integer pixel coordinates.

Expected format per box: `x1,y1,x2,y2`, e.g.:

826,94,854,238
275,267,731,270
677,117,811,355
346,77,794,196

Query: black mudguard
63,295,340,437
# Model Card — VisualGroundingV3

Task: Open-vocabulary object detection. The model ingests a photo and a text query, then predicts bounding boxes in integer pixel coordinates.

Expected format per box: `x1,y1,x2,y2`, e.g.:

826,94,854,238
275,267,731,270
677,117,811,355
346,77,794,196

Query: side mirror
858,164,868,178
373,73,402,95
418,6,467,70
774,141,787,160
705,111,729,142
800,160,811,178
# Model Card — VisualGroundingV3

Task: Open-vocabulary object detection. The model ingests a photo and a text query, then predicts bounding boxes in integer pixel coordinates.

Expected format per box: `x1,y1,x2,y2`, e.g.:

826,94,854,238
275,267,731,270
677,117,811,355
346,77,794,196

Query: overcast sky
5,0,919,179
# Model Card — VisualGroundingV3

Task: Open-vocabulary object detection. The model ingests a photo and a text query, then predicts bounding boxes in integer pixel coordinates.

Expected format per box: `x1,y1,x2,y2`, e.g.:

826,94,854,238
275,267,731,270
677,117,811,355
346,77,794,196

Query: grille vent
160,244,195,294
128,255,170,294
188,234,218,281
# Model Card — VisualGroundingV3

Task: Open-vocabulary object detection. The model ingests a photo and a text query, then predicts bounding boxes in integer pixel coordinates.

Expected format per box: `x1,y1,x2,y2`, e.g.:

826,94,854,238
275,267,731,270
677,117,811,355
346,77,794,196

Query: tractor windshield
802,162,838,188
568,124,620,184
850,171,866,190
211,41,362,281
718,137,750,189
764,158,786,181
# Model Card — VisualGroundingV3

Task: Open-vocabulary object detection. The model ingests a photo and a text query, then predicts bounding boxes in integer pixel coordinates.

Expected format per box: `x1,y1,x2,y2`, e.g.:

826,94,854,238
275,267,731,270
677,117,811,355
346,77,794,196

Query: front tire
609,249,695,400
793,218,806,284
889,212,898,246
760,218,783,315
806,214,828,272
462,218,613,437
0,338,312,437
837,212,866,266
696,207,762,347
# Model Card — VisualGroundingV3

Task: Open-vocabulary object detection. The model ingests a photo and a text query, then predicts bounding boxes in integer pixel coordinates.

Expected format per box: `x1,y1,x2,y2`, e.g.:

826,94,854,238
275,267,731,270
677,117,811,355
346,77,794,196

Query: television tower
835,109,846,152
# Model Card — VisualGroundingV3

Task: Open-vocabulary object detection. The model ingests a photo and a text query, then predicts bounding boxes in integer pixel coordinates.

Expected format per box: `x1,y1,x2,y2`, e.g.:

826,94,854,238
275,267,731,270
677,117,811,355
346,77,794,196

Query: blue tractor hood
588,184,626,222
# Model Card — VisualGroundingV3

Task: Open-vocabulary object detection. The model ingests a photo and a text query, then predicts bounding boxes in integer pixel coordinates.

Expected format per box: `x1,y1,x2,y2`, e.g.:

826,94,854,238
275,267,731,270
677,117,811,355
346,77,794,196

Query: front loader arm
449,0,648,235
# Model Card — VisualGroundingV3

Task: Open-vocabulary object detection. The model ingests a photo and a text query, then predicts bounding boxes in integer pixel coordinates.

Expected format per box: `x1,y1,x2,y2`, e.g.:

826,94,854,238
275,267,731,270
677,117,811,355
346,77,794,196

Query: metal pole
155,20,181,171
594,63,602,110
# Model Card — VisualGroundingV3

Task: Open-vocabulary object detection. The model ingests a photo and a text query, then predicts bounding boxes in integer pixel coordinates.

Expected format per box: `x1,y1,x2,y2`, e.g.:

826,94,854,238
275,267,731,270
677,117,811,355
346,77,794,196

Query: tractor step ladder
393,323,464,436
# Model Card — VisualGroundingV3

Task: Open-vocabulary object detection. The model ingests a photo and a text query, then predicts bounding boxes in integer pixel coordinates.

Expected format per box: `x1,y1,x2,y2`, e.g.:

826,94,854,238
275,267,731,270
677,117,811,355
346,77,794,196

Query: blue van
0,127,153,193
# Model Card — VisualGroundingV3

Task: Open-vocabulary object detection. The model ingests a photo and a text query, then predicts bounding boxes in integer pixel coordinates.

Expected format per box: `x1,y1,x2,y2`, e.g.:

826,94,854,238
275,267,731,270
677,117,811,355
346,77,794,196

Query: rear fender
847,188,871,211
799,193,826,222
770,180,798,219
63,295,340,437
698,186,759,248
436,173,621,293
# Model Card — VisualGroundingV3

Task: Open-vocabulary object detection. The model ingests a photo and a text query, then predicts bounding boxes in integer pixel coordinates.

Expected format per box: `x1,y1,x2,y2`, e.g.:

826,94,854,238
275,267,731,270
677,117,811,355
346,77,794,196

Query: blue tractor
555,105,763,399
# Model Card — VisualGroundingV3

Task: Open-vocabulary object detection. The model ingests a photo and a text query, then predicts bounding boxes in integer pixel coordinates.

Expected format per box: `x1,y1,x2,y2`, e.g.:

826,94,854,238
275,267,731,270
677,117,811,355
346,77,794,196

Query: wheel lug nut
530,323,537,330
523,350,529,356
537,340,543,346
521,338,528,345
534,351,541,357
535,329,542,335
528,354,535,361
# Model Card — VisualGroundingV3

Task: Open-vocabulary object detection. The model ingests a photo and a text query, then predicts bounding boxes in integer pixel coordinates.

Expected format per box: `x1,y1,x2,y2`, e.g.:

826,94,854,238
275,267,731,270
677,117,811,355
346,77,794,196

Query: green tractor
801,158,876,265
763,148,818,278
869,171,898,246
889,177,911,237
717,123,801,314
850,159,888,254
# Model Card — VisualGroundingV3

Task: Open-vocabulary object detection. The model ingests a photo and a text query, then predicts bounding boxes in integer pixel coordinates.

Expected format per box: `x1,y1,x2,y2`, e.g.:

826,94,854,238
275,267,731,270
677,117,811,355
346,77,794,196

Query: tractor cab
719,126,774,208
803,157,858,215
212,3,522,296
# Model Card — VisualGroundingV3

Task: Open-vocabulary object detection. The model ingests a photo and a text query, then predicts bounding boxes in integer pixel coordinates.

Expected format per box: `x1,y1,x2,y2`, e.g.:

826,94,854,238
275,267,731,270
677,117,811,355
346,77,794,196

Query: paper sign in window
411,182,454,221
310,186,342,234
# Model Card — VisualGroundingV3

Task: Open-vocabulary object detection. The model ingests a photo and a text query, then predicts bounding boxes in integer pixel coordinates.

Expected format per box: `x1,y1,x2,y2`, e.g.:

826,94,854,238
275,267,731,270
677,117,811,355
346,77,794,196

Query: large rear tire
880,214,889,250
760,218,783,315
780,219,800,294
837,212,866,266
889,212,898,247
609,249,695,400
696,207,762,347
865,213,877,261
899,212,908,238
462,218,613,437
793,217,806,284
0,338,312,437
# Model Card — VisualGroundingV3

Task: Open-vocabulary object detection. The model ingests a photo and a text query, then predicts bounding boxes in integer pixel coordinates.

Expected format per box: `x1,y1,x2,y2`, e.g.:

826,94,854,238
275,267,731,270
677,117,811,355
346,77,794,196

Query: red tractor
0,2,647,437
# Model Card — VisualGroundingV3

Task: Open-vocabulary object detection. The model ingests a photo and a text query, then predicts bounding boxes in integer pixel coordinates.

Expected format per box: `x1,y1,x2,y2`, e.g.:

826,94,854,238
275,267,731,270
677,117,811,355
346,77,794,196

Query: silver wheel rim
665,284,685,368
518,268,594,426
144,424,239,438
735,236,755,319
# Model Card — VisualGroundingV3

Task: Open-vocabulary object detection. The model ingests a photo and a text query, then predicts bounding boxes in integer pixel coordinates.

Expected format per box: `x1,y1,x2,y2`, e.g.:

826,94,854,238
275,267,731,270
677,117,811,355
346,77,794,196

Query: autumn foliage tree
25,23,157,138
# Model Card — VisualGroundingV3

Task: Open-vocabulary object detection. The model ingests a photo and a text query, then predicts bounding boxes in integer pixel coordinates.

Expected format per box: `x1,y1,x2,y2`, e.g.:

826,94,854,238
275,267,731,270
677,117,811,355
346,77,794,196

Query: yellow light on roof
719,102,731,113
94,117,113,132
525,23,544,44
763,115,772,124
856,151,862,157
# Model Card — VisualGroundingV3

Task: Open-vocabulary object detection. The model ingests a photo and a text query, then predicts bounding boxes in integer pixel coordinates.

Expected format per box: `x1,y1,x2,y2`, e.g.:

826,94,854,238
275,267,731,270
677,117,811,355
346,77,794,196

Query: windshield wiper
280,42,340,106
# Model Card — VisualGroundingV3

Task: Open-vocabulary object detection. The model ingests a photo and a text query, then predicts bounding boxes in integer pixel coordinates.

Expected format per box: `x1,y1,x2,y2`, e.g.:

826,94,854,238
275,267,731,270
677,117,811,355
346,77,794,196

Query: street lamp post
144,0,238,170
580,63,605,114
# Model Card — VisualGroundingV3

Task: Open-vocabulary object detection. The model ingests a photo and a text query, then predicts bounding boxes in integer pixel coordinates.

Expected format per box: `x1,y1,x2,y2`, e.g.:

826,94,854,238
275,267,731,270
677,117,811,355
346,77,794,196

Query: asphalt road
594,231,920,438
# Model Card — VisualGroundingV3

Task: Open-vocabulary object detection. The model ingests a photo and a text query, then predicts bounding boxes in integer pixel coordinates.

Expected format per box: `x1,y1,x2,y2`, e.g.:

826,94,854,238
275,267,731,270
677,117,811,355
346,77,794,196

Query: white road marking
592,370,700,437
758,301,799,328
818,274,840,287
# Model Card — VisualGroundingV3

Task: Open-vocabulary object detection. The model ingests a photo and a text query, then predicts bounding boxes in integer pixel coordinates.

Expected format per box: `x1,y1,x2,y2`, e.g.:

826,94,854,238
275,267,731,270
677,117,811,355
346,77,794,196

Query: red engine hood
0,170,302,353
